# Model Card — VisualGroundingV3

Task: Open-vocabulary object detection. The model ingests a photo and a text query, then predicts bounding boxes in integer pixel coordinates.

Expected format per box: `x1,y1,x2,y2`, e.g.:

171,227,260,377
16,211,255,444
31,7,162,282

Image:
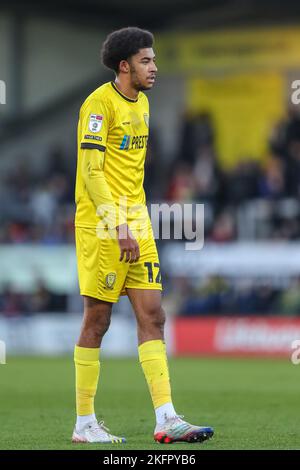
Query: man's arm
81,148,140,263
81,147,119,228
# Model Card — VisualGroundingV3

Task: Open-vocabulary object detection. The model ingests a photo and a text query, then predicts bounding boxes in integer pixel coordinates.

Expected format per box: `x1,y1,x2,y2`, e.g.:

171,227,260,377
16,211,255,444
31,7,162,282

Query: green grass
0,356,299,450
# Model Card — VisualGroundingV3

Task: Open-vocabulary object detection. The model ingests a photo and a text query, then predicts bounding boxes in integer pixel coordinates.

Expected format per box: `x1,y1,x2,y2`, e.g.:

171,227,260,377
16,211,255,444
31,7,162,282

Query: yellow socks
74,345,100,416
74,340,175,426
138,339,173,409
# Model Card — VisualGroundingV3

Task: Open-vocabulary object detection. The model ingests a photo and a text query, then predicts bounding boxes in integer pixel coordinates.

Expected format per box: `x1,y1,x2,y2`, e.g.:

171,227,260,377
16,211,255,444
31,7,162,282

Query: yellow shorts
75,223,162,303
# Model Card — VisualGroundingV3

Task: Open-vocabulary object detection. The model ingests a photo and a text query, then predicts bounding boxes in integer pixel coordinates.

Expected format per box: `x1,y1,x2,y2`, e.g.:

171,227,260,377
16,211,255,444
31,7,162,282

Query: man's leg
73,224,128,443
126,288,177,422
74,296,112,428
73,295,126,443
127,288,214,443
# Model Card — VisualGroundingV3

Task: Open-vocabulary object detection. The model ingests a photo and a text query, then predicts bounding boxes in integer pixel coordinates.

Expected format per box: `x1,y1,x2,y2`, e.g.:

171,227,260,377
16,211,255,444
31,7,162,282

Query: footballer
72,26,214,444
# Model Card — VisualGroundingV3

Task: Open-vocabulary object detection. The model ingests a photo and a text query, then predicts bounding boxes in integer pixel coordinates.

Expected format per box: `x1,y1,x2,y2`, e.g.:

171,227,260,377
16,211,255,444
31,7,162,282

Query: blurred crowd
0,281,68,317
1,107,300,244
163,275,300,317
166,106,300,241
1,106,300,316
0,147,75,244
2,274,300,317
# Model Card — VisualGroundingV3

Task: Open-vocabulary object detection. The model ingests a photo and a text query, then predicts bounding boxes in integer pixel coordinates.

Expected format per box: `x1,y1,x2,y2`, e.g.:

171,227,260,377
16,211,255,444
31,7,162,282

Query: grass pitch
0,355,299,450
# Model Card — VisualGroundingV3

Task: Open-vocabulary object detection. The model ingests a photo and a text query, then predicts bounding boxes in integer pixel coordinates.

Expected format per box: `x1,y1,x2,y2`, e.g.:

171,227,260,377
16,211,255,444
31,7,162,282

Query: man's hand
116,223,140,263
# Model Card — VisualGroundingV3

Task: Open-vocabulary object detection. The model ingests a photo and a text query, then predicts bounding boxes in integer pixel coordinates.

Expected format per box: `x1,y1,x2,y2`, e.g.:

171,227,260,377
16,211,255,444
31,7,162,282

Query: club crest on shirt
105,272,116,290
89,114,103,133
144,113,149,128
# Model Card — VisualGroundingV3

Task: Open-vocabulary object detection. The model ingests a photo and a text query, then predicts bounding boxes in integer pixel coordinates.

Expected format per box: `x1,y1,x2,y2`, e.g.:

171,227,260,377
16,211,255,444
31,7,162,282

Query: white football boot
154,415,214,444
72,420,126,444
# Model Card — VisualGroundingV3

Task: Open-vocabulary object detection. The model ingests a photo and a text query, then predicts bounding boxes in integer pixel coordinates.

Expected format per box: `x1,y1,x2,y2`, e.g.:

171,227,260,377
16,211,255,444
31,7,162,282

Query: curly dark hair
101,27,154,74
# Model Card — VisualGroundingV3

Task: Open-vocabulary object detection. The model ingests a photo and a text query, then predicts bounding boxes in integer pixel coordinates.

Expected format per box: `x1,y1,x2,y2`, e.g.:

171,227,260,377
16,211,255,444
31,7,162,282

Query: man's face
128,48,157,91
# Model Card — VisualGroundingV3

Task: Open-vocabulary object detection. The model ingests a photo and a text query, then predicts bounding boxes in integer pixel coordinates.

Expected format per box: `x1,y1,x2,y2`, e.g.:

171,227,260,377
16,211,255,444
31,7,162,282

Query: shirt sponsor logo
120,134,148,151
131,135,148,149
120,135,131,150
89,114,103,133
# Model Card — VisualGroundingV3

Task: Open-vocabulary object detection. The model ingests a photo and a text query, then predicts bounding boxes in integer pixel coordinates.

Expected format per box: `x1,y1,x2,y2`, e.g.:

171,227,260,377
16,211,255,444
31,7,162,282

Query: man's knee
92,313,111,337
141,305,166,330
82,298,112,341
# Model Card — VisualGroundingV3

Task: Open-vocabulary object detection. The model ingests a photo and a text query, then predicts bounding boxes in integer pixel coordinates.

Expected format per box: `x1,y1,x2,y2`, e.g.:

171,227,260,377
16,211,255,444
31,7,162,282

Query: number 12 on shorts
144,262,161,284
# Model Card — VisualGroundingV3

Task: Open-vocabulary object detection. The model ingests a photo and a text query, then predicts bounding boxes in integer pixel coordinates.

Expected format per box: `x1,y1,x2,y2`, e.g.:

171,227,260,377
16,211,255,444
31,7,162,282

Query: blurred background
1,0,300,358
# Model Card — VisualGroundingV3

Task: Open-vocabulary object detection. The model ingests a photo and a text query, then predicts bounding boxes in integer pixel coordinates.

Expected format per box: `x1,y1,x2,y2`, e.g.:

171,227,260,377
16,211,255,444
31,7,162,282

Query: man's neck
114,77,139,101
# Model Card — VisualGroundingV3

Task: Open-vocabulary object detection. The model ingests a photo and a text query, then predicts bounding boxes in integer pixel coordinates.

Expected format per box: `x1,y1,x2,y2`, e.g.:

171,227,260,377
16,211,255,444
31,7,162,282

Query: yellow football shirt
75,81,150,229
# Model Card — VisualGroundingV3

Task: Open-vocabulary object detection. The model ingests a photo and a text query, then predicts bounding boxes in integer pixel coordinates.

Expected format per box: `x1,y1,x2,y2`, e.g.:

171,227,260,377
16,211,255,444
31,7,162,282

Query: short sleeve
79,98,112,152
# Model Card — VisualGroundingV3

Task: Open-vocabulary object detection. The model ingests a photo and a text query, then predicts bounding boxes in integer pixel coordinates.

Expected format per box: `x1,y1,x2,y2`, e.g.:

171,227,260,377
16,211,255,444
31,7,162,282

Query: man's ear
119,60,130,74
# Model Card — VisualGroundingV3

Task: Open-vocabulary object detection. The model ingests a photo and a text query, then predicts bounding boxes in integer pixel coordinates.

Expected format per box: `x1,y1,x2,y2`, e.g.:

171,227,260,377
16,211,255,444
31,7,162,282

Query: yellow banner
157,26,300,72
187,73,284,169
